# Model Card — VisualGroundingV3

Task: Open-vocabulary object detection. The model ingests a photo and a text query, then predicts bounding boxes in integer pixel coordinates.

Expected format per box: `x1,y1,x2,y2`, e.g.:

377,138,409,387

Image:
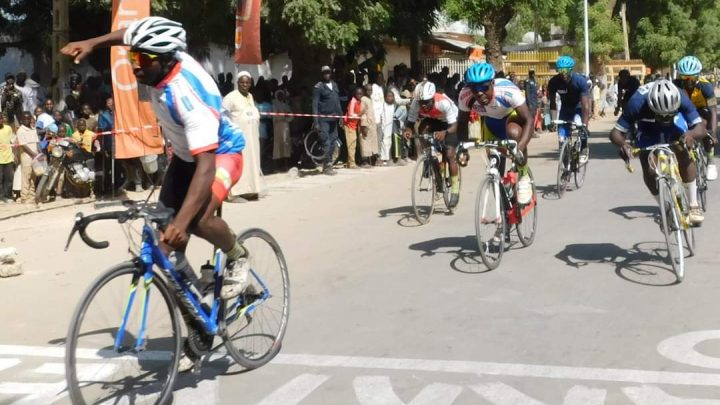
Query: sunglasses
678,74,698,81
655,113,675,123
128,50,160,67
420,99,434,107
558,68,572,75
469,83,492,93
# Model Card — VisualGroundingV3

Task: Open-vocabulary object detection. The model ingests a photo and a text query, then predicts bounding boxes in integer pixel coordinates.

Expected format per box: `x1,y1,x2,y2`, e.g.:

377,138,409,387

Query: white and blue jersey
615,83,702,148
151,52,245,162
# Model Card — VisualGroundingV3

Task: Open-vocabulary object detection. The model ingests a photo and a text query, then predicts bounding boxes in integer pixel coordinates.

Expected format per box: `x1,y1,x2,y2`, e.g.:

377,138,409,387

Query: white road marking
623,385,720,404
563,385,608,405
0,358,20,371
33,362,64,374
471,383,608,405
657,330,720,369
254,373,330,405
353,376,462,405
0,344,172,361
0,382,65,405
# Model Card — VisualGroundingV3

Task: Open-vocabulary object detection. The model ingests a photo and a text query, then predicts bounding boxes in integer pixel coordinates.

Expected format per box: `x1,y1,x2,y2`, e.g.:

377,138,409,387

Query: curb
0,199,93,221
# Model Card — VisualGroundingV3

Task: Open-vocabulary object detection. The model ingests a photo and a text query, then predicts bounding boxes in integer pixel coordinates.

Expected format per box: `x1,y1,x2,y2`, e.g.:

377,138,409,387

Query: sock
450,175,460,193
225,239,247,261
684,181,698,207
517,164,529,177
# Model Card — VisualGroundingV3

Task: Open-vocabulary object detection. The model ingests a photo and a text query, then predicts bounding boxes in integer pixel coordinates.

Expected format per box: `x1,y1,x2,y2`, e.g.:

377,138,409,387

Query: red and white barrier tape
259,112,353,119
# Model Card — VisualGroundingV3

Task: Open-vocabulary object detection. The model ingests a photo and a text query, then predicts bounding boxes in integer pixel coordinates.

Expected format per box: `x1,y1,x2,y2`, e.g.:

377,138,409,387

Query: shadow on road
554,241,679,286
608,205,657,221
536,184,561,200
377,206,424,227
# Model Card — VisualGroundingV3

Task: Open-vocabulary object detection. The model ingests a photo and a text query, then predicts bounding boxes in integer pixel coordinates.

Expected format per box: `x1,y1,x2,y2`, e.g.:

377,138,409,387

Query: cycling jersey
674,78,716,110
615,83,702,148
151,51,245,163
548,72,590,120
459,79,525,140
407,92,458,124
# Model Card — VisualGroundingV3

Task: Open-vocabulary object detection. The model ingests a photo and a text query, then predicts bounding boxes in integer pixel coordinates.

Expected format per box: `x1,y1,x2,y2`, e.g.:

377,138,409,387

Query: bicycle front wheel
658,180,685,282
411,155,436,224
556,141,571,198
304,130,325,166
516,167,538,247
695,148,708,212
223,228,290,369
475,176,506,269
574,141,588,189
66,262,181,405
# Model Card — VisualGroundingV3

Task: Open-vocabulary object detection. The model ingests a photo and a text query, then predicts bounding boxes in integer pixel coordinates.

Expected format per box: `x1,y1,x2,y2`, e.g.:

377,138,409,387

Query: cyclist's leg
673,143,702,222
157,157,197,255
638,150,659,202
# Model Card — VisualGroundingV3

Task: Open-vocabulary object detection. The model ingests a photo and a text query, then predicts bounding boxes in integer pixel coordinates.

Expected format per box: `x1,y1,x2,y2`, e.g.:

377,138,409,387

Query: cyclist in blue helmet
548,55,591,158
457,62,535,205
674,55,718,180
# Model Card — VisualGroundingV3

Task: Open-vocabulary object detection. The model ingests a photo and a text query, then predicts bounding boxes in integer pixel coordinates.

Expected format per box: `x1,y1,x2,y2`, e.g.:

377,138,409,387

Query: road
1,116,720,404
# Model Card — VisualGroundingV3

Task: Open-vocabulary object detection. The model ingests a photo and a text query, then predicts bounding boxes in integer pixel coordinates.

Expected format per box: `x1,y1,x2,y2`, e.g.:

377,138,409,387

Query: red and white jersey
458,78,525,119
408,93,458,124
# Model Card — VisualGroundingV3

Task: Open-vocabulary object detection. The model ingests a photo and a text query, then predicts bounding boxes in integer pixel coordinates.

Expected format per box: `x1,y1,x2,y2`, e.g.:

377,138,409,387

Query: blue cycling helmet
465,62,495,84
676,56,702,75
556,55,575,69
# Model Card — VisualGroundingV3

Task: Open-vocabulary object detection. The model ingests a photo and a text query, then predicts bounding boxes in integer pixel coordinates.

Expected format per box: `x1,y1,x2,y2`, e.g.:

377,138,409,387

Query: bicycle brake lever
64,213,83,252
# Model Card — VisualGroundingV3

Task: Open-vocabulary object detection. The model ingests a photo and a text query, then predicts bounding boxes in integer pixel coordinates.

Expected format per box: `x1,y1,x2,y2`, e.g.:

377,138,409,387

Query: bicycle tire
411,155,436,224
475,176,506,269
66,262,181,405
675,181,696,258
441,159,460,212
556,141,571,198
516,167,538,247
35,167,60,204
695,147,708,212
304,130,325,166
658,180,685,282
223,228,290,369
574,140,588,189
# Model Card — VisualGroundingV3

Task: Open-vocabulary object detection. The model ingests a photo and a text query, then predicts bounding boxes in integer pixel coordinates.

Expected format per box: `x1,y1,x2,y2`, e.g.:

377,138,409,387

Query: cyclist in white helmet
61,16,250,371
610,80,706,225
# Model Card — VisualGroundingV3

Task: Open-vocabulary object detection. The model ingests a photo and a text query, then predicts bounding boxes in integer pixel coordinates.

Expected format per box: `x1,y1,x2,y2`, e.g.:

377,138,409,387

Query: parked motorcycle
35,139,96,203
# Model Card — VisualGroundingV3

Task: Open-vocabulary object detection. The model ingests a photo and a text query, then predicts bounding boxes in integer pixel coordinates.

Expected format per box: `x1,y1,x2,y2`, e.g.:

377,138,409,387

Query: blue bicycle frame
113,223,270,353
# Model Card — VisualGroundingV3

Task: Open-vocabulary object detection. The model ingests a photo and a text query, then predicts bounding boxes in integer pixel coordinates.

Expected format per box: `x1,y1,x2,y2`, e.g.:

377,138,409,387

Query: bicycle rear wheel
223,228,290,369
516,168,538,247
695,147,708,212
475,176,506,269
66,262,180,405
658,180,685,282
556,141,571,198
574,141,588,189
411,155,436,224
304,130,325,166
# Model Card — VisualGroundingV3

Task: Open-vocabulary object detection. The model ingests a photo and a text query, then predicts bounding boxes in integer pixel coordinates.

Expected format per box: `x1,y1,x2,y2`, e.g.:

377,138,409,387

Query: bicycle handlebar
553,120,587,128
623,141,684,174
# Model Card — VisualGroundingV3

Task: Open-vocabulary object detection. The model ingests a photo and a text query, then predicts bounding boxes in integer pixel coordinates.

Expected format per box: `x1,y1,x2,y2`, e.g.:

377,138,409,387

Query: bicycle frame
115,222,270,353
640,144,690,228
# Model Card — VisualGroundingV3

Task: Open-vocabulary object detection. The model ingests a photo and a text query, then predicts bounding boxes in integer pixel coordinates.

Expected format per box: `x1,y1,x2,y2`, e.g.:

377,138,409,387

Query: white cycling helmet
647,80,681,116
124,17,187,54
419,81,436,101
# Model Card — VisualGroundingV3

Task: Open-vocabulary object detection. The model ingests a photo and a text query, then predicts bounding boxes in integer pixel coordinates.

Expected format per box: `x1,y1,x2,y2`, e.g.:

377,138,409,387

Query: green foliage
571,0,624,62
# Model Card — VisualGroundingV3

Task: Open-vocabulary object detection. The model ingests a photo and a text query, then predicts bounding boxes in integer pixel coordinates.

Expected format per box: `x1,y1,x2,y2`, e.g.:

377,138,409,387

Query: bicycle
555,120,589,198
689,134,711,212
410,133,464,224
303,127,341,167
625,142,695,282
470,139,538,269
63,200,290,404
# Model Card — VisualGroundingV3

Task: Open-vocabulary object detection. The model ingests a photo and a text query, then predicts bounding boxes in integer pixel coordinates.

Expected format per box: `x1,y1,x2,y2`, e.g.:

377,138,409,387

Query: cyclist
403,81,461,207
61,17,250,370
457,62,534,204
609,80,706,225
615,69,641,117
548,56,591,161
674,55,717,180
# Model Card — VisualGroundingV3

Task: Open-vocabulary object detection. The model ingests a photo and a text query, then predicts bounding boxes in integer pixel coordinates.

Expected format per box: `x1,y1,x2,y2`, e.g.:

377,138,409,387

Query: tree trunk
481,4,514,72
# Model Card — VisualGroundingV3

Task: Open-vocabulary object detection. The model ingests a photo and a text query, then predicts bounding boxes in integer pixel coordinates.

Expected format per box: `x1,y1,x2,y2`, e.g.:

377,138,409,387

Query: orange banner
234,0,262,64
110,0,163,159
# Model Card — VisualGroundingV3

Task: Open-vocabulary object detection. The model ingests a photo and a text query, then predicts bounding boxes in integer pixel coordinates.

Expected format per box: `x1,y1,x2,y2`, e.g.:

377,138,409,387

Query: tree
564,0,623,74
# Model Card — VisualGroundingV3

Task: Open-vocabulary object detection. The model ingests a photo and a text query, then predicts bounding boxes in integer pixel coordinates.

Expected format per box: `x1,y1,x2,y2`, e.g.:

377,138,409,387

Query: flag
234,0,262,64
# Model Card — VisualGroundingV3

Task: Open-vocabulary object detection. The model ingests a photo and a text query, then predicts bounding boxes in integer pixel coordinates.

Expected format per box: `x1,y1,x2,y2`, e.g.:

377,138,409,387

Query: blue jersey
151,52,245,162
548,72,590,120
615,83,702,148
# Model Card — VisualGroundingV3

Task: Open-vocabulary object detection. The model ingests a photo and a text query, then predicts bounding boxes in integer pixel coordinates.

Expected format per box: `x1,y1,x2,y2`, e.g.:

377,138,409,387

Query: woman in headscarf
272,89,293,171
223,71,265,200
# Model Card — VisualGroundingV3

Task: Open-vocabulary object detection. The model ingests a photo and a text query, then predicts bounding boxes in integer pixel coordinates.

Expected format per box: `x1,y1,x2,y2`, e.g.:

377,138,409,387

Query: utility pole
583,0,590,76
620,2,630,61
52,0,70,103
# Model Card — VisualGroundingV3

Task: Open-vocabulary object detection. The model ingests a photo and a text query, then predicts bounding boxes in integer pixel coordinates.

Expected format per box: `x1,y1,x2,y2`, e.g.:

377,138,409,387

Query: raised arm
60,29,127,64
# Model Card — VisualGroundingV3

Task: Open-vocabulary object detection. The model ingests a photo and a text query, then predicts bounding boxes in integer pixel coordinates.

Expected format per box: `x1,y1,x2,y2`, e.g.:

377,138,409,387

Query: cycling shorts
558,108,583,140
419,118,458,147
159,153,243,230
482,110,519,141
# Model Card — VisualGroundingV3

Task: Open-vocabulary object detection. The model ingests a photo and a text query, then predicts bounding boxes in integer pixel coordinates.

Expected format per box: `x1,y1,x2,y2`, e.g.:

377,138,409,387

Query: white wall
0,48,34,78
198,44,292,86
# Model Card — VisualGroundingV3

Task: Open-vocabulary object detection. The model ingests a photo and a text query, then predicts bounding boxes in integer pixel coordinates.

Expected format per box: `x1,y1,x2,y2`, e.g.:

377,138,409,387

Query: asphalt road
1,116,720,404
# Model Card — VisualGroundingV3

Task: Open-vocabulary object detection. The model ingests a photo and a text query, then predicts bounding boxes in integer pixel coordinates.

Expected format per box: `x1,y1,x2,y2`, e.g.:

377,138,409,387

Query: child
378,90,396,166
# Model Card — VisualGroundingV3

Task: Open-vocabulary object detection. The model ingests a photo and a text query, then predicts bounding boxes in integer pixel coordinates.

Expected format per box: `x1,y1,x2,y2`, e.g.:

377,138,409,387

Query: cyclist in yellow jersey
674,56,717,180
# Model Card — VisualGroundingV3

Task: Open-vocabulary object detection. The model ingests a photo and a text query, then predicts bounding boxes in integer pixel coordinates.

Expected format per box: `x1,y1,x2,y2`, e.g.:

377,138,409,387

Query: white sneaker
517,175,532,205
178,354,195,373
707,163,717,181
689,206,704,225
579,149,589,164
221,257,249,299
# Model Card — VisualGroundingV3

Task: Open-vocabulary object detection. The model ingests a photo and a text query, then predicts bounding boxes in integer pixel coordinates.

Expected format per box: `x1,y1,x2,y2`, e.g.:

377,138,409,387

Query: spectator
615,69,640,116
343,87,363,169
15,72,37,114
1,73,23,126
525,70,539,138
80,103,98,132
65,81,82,121
393,90,411,165
378,89,395,166
225,71,263,200
256,89,273,172
370,73,384,160
592,80,601,119
360,84,378,167
271,89,293,171
0,114,14,203
53,110,74,138
35,99,55,142
312,65,343,175
72,118,95,153
30,73,47,106
98,97,114,133
217,73,226,95
14,111,39,203
97,97,115,195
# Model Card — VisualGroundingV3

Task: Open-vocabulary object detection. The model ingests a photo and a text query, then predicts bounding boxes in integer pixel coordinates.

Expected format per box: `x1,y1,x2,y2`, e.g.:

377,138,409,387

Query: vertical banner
234,0,262,64
111,0,164,159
